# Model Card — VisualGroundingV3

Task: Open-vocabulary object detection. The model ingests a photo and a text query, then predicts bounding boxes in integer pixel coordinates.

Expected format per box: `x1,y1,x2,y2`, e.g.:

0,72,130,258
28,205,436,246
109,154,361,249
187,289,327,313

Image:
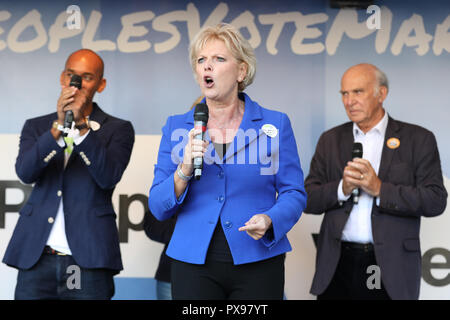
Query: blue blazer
3,104,134,272
148,93,307,265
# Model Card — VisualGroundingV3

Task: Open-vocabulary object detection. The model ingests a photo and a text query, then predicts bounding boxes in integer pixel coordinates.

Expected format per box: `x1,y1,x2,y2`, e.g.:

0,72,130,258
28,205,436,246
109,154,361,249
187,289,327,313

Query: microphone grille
194,103,209,122
352,142,363,158
69,74,82,89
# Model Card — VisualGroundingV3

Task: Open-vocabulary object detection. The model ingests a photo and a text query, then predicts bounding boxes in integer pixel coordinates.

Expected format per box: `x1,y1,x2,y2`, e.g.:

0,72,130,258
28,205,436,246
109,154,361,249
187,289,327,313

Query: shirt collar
353,110,389,138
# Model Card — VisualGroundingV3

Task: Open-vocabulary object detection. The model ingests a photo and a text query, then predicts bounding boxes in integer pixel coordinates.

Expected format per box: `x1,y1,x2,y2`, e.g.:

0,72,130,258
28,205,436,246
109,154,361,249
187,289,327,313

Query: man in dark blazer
3,49,135,299
305,63,447,300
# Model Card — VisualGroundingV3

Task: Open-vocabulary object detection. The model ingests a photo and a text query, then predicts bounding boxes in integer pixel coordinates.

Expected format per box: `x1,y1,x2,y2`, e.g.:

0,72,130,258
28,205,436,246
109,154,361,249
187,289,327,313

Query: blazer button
57,190,62,197
48,217,54,224
218,196,224,202
224,221,232,229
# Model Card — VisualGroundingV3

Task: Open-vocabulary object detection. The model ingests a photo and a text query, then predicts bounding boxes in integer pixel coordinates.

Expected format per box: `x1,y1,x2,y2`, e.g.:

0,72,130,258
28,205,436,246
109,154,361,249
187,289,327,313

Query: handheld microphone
193,103,209,180
63,74,82,137
351,142,363,204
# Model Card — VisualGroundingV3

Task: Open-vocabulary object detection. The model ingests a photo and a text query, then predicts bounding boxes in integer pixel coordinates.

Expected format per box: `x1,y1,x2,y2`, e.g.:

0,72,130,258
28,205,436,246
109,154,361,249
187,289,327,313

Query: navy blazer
305,117,447,299
149,93,307,265
3,104,135,272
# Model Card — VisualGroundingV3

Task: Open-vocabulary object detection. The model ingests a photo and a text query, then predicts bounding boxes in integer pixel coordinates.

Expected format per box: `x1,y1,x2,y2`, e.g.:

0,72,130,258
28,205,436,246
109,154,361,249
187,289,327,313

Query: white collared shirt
338,112,388,244
46,128,90,255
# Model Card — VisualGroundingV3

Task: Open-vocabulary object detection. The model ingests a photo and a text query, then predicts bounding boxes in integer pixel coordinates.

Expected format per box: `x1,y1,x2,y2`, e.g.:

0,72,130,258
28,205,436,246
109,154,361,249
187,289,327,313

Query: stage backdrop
0,0,449,299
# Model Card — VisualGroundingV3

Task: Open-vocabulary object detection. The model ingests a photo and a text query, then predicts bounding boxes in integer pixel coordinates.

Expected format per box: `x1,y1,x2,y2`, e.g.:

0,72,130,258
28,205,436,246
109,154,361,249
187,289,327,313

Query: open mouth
204,76,214,88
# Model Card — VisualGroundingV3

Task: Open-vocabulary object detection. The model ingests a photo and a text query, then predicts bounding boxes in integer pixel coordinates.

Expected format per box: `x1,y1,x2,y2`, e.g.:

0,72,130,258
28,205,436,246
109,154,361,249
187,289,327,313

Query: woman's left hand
238,214,272,240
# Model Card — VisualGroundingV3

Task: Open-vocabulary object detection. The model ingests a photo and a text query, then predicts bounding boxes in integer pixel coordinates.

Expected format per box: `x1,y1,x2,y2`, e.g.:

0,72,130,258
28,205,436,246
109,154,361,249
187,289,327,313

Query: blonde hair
189,23,256,92
190,96,204,110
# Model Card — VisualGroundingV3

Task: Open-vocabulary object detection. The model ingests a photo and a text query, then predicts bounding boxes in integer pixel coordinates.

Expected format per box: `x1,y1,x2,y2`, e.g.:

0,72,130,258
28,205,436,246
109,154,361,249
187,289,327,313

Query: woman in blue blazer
148,23,307,300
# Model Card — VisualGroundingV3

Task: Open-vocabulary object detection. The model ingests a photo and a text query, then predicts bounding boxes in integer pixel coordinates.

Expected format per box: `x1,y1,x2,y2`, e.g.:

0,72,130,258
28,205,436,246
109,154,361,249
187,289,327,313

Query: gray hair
189,23,256,92
374,67,389,96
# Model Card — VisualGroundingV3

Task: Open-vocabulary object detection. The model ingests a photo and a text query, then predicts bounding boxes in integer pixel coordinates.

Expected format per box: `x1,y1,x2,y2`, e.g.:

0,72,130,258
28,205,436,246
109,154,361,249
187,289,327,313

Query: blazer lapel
185,94,264,165
224,93,263,162
339,122,355,171
378,117,400,181
87,103,108,130
67,103,108,168
55,148,65,172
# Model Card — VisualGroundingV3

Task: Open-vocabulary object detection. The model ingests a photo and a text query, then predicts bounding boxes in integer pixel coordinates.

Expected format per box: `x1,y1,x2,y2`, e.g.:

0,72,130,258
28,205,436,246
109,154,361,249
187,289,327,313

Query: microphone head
194,103,209,123
352,142,363,159
69,74,82,90
63,110,74,136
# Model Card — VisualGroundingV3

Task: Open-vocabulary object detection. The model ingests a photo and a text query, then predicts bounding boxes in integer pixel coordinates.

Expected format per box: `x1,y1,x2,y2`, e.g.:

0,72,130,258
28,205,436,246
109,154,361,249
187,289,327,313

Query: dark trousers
318,242,391,300
171,254,285,300
15,250,115,300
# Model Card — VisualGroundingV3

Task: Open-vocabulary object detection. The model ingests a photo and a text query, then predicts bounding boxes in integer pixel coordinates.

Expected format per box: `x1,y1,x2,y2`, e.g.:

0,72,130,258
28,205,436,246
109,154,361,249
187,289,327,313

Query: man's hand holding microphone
52,74,89,140
342,142,381,201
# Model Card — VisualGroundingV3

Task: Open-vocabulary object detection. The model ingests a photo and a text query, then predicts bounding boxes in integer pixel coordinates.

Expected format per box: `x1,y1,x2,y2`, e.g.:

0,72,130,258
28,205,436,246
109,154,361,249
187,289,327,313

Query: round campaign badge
89,120,101,131
386,137,400,149
261,124,278,138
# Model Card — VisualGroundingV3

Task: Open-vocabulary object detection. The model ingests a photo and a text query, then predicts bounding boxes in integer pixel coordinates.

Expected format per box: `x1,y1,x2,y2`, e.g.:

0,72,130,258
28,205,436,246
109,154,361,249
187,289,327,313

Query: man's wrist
52,120,65,131
338,179,351,201
51,120,64,140
373,180,382,198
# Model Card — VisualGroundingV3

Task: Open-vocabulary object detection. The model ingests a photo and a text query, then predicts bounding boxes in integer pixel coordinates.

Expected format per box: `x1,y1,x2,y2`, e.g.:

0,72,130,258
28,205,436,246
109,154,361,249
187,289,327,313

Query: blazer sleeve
261,113,307,247
148,117,190,221
15,119,66,184
304,132,342,214
73,120,135,190
379,130,447,218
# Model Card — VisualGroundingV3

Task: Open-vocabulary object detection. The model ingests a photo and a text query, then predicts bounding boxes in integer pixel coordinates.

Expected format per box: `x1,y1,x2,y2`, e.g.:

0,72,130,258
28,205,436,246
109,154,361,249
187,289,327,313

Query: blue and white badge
261,124,278,138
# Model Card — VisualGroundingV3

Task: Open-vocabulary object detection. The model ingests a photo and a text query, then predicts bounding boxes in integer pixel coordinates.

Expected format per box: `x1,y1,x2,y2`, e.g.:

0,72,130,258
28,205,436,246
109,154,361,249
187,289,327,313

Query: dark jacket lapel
339,122,355,172
66,103,107,168
378,116,401,181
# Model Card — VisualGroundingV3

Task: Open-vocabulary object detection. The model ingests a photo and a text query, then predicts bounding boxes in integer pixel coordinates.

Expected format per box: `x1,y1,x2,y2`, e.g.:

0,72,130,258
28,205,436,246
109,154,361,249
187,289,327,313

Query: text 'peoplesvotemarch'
0,3,449,56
